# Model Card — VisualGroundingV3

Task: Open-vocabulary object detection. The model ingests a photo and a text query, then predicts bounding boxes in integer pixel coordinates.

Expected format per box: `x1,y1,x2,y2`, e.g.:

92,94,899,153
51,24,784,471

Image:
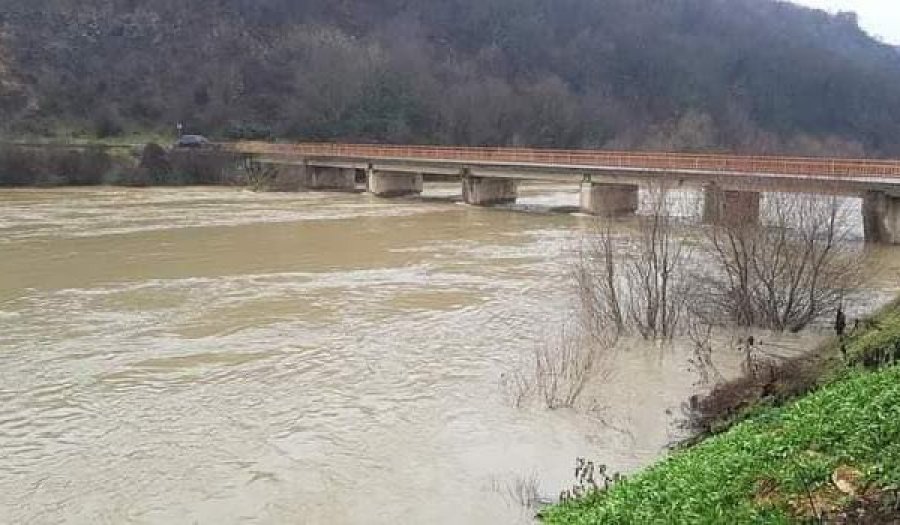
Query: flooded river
1,185,897,524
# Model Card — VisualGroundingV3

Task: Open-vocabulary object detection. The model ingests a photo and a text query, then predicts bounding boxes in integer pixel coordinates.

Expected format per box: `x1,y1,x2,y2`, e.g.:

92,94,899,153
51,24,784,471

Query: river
1,185,897,524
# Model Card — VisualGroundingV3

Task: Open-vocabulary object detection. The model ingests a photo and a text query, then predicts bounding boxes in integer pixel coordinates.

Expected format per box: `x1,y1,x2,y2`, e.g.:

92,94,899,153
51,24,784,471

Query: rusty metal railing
231,141,900,180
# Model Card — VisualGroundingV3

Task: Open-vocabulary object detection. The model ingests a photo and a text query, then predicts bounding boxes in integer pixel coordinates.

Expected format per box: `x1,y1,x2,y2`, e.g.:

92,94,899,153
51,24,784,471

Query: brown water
0,186,897,524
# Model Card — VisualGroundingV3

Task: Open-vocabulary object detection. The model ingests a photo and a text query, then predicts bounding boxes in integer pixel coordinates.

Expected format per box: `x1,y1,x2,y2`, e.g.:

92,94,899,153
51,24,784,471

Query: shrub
93,110,125,138
52,148,110,185
169,149,241,185
0,145,133,186
847,305,900,369
139,142,172,184
224,121,274,140
0,145,44,185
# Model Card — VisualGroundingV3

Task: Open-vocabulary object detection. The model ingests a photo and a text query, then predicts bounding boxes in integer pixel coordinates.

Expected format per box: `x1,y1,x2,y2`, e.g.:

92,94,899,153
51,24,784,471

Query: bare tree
501,321,616,410
533,324,613,409
692,193,865,332
574,185,692,340
685,317,725,387
242,159,277,192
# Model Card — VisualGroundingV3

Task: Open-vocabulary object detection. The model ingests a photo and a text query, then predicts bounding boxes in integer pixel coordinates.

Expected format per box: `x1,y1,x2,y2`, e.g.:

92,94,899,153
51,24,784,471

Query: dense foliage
2,0,900,155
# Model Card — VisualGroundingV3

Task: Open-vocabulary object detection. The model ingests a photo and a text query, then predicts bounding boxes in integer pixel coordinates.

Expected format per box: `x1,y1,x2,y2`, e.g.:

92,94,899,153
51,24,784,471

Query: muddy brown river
1,185,897,524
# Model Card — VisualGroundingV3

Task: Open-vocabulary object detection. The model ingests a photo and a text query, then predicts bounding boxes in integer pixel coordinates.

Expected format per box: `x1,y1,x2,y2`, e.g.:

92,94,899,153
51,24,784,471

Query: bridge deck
236,142,900,181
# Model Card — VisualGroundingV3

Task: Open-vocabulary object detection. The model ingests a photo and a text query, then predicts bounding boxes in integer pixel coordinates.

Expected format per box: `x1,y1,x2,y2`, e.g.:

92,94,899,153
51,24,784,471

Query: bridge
235,142,900,244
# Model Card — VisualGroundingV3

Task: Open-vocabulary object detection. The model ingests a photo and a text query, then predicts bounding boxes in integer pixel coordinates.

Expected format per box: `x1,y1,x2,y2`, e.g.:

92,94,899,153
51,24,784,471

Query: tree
691,194,865,332
3,0,900,154
139,143,171,184
242,159,277,191
574,186,692,340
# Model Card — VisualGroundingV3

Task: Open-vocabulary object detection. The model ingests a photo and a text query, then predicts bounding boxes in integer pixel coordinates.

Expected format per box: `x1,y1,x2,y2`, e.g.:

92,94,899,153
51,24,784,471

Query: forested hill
2,0,900,156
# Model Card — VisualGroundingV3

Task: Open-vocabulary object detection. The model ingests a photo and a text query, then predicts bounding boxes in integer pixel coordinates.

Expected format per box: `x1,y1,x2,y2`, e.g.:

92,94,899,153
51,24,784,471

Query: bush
847,303,900,369
681,353,825,438
0,144,243,187
139,142,172,184
169,149,241,185
0,145,44,185
224,121,274,141
682,300,900,441
93,110,125,138
0,145,132,186
53,148,110,185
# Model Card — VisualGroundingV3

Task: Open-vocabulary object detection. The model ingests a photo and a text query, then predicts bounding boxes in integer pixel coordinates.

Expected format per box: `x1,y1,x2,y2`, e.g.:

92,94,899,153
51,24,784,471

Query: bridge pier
462,176,517,206
702,186,761,226
367,170,423,197
580,183,639,216
863,191,900,244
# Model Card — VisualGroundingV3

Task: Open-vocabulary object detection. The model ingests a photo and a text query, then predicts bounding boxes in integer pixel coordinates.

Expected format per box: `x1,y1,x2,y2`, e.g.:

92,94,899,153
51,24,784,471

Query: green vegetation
847,302,900,369
541,300,900,524
2,1,900,156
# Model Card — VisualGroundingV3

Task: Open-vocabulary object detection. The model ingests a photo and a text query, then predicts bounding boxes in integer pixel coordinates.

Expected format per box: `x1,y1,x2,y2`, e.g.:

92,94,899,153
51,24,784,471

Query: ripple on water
0,188,461,243
0,186,896,524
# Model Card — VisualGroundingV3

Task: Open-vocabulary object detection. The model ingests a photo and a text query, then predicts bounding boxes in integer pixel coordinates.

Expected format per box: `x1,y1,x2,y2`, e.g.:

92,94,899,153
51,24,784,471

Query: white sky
791,0,900,44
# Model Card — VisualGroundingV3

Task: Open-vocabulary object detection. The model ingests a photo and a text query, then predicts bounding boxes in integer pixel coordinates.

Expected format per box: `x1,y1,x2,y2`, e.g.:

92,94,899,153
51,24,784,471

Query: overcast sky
791,1,900,44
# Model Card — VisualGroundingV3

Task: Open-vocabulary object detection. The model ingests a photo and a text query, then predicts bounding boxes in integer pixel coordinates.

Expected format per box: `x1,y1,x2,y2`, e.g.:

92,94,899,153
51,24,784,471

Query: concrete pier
368,170,423,197
702,187,761,226
580,183,639,216
462,176,517,206
863,191,900,244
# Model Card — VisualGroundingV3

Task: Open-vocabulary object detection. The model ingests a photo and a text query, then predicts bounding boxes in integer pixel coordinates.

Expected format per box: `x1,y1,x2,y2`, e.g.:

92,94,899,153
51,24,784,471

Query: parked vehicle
174,135,210,149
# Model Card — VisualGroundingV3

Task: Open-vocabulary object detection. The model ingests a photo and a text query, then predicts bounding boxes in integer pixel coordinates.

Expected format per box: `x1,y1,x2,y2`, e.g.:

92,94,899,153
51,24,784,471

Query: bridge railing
233,142,900,179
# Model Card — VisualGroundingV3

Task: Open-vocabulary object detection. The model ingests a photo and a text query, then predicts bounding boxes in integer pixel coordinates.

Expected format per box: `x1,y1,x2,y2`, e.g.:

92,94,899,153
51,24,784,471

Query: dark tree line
0,144,241,186
1,0,900,156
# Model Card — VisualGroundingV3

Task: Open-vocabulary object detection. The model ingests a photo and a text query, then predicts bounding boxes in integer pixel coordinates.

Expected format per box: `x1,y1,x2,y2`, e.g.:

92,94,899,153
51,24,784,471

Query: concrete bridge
232,142,900,244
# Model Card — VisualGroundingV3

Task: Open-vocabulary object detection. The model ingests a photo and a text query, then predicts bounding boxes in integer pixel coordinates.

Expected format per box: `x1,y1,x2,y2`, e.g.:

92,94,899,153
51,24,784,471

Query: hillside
2,0,900,156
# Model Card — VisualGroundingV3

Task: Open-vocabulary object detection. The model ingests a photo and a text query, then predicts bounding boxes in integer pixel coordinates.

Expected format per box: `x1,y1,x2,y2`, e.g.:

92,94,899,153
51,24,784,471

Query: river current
1,185,897,524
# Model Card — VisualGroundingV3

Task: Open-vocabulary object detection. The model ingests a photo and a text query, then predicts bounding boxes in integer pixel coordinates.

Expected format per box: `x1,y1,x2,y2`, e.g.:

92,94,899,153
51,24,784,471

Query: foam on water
0,185,895,524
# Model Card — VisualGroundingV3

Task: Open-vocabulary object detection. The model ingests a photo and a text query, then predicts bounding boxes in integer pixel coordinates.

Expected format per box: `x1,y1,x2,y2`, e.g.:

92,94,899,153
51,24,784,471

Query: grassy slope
541,302,900,524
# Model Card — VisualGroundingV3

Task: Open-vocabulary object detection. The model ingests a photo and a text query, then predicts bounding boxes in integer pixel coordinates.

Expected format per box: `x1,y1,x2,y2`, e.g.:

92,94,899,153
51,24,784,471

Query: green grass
541,301,900,524
845,303,900,369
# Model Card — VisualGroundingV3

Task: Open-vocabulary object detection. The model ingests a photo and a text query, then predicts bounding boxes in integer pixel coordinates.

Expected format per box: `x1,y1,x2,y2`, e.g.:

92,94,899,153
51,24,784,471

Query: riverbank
541,299,900,524
0,142,241,187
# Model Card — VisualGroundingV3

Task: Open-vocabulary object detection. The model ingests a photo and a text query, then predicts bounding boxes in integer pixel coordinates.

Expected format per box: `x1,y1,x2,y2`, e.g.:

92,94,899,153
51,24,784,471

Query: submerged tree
574,186,693,341
692,193,865,332
500,319,617,411
242,158,277,192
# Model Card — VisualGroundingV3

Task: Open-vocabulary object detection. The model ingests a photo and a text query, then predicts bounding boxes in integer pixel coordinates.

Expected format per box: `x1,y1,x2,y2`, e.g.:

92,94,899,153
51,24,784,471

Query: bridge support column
462,176,517,206
580,183,639,216
702,186,760,226
367,170,423,197
863,191,900,244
